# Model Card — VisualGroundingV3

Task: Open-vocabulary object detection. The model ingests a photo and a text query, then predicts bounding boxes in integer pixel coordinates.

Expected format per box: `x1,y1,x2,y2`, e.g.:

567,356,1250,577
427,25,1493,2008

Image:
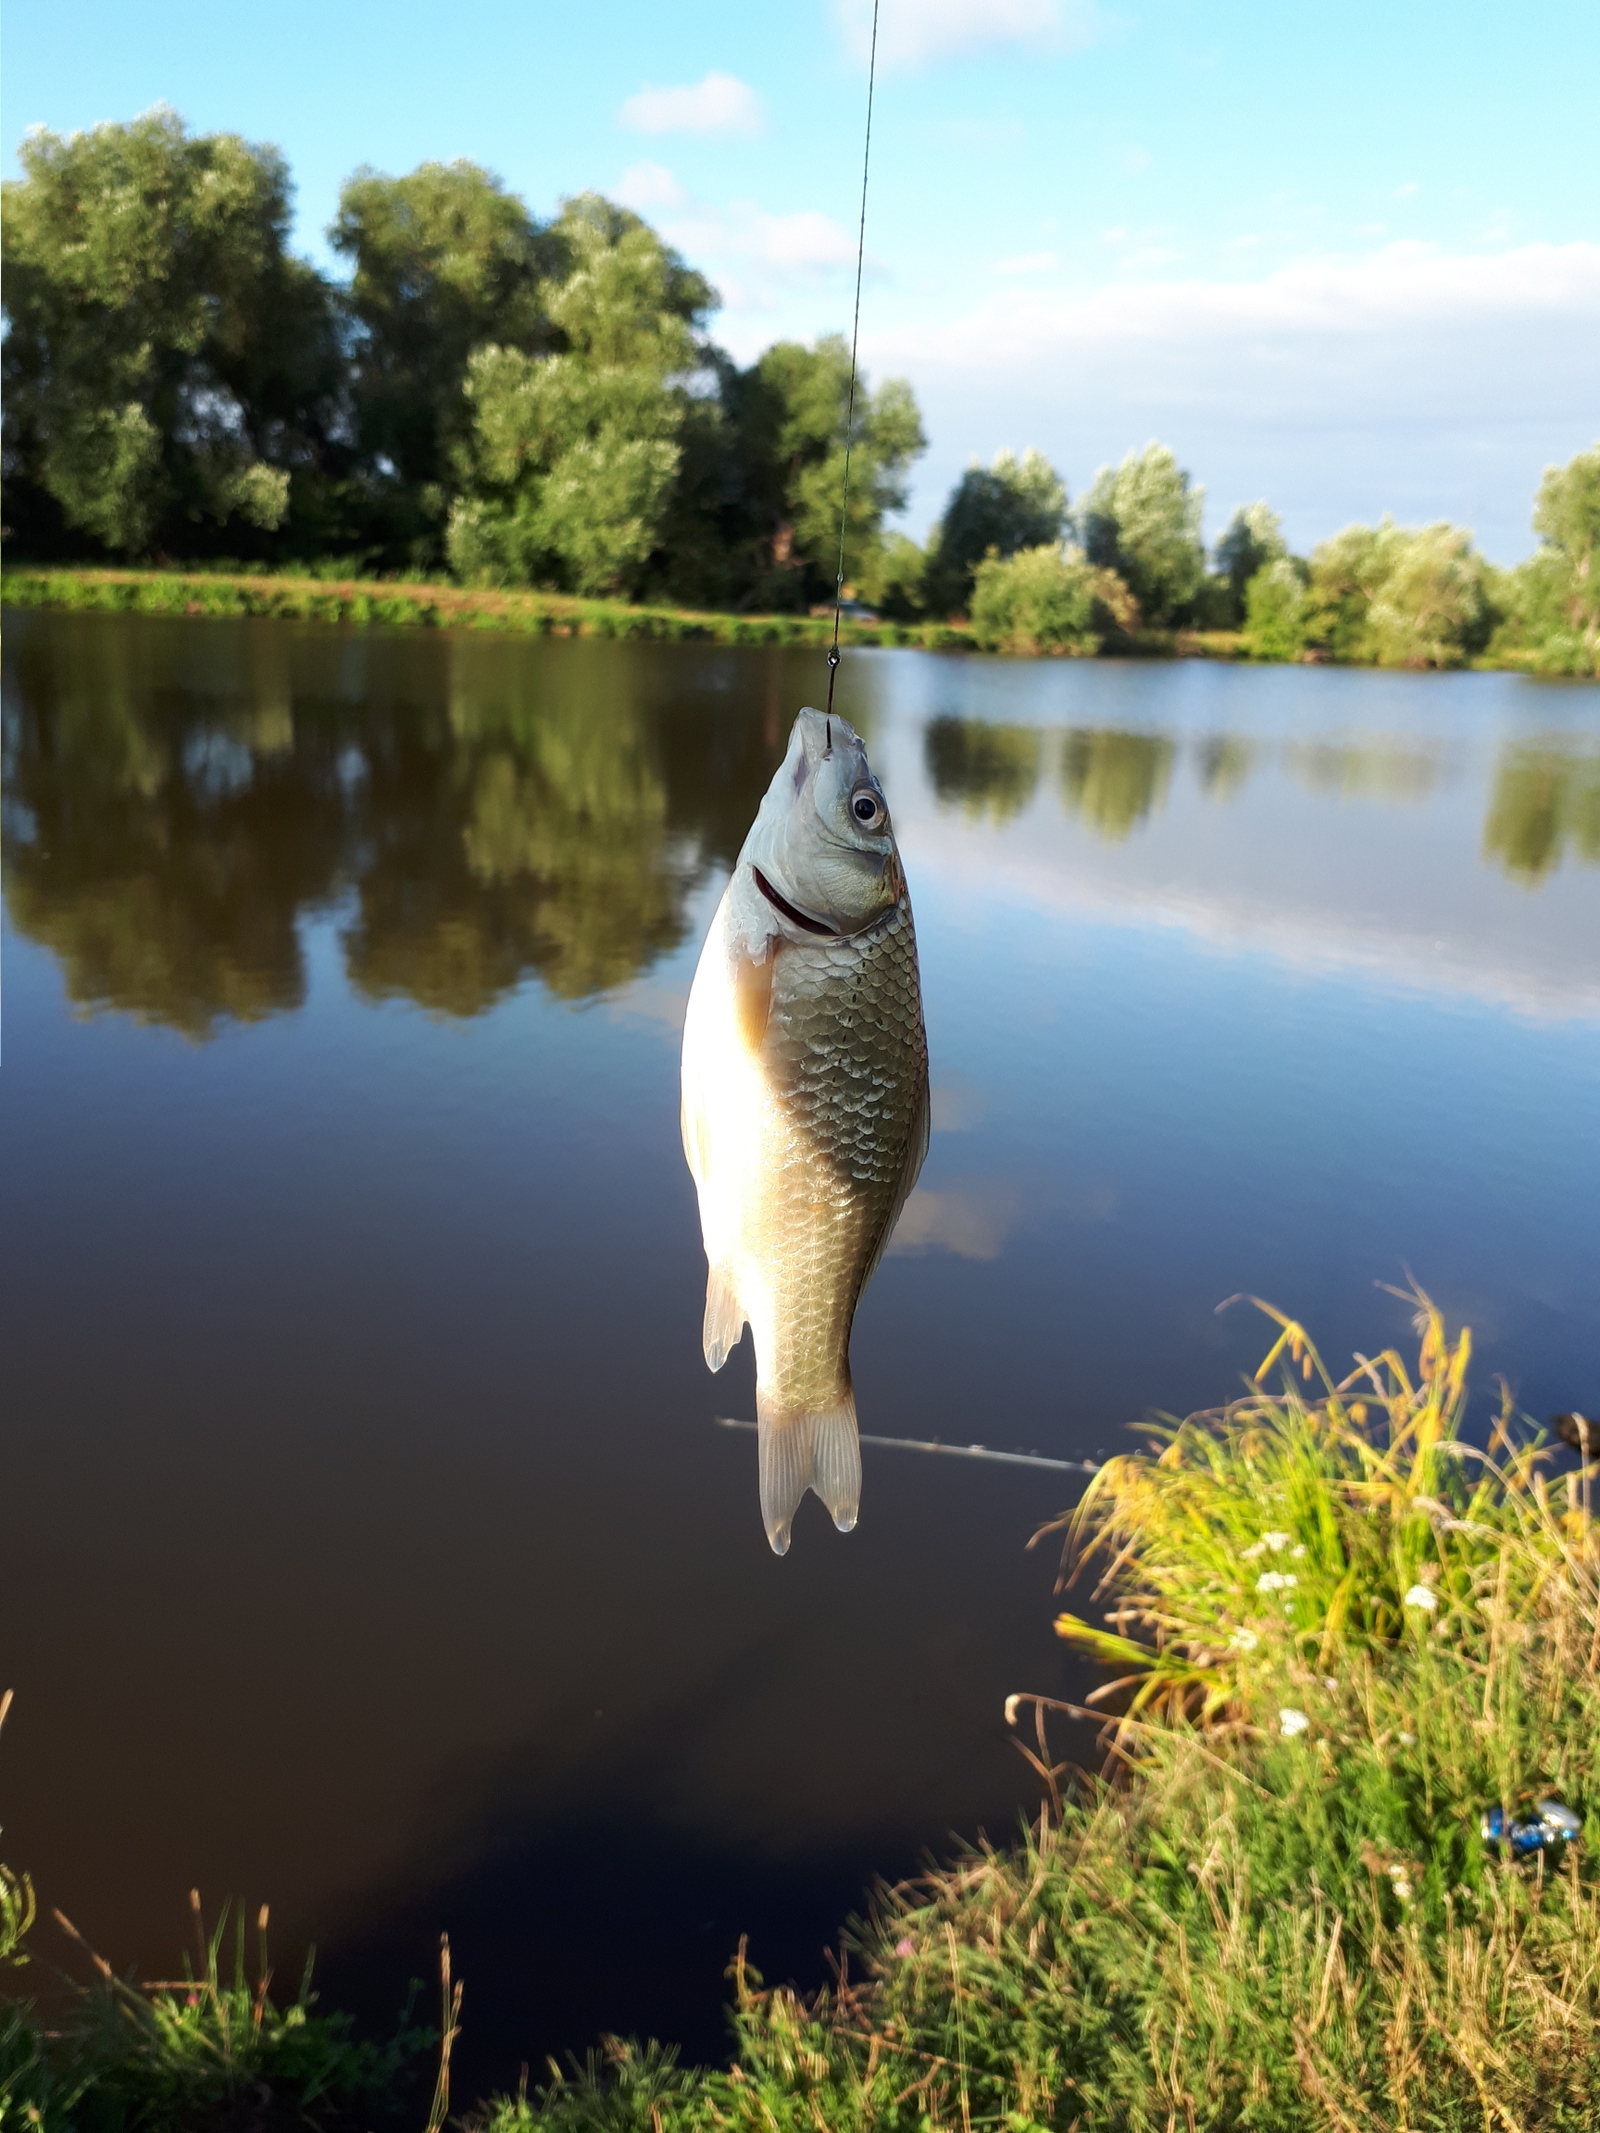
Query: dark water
4,609,1598,2090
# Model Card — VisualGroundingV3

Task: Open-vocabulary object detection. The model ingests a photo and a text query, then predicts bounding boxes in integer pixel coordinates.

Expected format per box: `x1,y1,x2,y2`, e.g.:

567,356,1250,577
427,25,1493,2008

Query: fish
680,706,930,1554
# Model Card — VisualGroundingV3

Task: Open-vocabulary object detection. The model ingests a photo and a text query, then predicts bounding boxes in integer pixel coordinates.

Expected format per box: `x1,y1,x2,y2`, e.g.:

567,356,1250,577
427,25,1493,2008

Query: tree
730,336,925,610
1242,557,1309,660
2,107,341,560
1212,501,1287,625
968,544,1134,656
1079,443,1205,626
923,448,1068,617
1304,518,1494,667
330,159,560,563
445,196,713,597
1489,444,1600,676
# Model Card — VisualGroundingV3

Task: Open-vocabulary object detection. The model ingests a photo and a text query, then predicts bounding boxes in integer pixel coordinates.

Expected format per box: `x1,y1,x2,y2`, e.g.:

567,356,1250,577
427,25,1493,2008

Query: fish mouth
752,866,837,937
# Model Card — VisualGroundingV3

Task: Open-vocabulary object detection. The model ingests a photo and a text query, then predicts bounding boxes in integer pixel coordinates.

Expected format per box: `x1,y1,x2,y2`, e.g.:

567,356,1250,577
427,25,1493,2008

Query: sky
6,0,1598,560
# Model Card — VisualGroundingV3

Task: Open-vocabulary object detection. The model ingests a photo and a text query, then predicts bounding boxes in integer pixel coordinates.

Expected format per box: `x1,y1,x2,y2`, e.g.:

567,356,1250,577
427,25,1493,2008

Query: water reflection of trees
1,622,343,1035
1060,728,1173,840
1195,735,1254,799
344,640,697,1013
1282,742,1440,804
923,717,1042,822
1482,743,1600,884
2,616,780,1036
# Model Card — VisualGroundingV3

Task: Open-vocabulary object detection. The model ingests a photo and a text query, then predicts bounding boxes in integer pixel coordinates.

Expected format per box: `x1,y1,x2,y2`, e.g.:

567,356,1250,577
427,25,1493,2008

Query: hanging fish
681,707,929,1553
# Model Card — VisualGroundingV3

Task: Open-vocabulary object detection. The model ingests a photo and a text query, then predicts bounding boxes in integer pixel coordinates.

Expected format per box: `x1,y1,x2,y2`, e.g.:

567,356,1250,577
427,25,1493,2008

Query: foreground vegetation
4,111,1597,672
5,1291,1596,2127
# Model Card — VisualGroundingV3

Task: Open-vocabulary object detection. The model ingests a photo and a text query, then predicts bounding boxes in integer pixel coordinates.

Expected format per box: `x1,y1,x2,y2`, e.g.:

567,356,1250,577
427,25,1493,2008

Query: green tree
1242,556,1310,660
1212,501,1288,625
1489,444,1600,677
730,335,925,610
330,159,559,565
1304,518,1494,667
445,195,714,597
923,448,1068,617
1079,442,1205,626
969,544,1134,656
2,108,342,560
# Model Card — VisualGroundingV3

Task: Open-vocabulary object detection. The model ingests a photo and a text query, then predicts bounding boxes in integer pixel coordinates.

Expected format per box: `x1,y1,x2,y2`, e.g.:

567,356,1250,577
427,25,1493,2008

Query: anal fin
757,1393,862,1556
703,1267,745,1373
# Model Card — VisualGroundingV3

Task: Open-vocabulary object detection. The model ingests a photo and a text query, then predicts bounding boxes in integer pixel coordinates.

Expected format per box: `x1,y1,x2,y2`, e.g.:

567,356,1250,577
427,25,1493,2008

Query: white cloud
614,161,688,212
618,71,764,137
621,178,861,316
834,0,1103,67
995,249,1059,275
870,241,1600,558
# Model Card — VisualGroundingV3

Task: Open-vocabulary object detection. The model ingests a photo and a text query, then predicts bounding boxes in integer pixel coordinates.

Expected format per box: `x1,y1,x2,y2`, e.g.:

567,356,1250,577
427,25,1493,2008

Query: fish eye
851,788,883,826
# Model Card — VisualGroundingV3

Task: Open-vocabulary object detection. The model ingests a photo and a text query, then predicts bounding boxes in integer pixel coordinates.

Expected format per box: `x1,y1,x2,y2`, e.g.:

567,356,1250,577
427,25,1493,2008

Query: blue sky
7,0,1598,558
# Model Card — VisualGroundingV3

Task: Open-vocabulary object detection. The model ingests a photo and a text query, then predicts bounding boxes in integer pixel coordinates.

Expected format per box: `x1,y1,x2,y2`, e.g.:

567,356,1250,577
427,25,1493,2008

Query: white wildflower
1278,1707,1310,1738
1324,1678,1338,1692
1398,1731,1416,1746
1292,1544,1308,1559
1256,1570,1298,1593
1229,1627,1259,1653
1403,1584,1438,1612
1386,1864,1414,1902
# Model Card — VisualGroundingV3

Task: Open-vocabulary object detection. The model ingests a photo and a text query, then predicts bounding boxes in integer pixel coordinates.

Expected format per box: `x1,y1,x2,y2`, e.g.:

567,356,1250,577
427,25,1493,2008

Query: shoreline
1,564,1245,659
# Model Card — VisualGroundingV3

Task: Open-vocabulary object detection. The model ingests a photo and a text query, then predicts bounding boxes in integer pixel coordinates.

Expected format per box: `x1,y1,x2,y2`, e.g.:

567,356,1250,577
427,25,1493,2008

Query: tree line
1,108,921,613
3,108,1596,674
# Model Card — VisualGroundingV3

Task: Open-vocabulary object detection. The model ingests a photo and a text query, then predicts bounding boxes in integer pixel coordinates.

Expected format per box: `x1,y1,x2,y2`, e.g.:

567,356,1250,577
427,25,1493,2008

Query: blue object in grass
1481,1798,1583,1856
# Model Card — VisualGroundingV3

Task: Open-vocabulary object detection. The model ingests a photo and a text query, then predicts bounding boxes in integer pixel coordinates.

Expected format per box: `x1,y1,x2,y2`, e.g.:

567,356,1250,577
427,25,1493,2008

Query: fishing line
826,0,881,719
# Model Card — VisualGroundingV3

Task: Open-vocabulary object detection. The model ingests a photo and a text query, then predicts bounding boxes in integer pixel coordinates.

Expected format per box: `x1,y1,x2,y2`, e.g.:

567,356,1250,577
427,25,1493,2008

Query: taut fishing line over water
826,0,881,719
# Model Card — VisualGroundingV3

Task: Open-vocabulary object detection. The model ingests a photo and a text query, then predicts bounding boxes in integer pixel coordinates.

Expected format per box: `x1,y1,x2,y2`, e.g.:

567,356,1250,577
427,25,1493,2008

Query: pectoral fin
733,944,775,1053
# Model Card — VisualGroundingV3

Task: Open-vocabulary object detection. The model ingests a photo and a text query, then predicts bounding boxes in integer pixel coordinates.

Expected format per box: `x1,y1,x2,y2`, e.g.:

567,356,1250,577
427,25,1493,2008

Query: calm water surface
4,610,1598,2087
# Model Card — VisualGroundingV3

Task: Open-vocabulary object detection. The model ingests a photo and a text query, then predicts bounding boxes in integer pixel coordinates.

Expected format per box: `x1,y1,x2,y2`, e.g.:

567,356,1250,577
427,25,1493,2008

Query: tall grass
472,1288,1600,2130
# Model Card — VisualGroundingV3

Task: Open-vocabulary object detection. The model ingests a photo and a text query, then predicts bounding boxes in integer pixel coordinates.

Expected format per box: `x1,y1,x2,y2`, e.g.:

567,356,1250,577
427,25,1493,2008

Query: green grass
6,1291,1597,2128
0,567,974,652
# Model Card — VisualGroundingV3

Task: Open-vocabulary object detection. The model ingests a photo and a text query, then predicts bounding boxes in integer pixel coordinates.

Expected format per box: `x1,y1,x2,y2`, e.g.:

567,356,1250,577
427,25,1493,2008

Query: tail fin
757,1393,861,1556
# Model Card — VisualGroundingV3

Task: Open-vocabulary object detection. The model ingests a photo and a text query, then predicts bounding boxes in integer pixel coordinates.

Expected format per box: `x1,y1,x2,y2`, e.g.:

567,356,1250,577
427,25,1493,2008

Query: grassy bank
5,1292,1596,2128
0,566,1244,660
0,567,974,651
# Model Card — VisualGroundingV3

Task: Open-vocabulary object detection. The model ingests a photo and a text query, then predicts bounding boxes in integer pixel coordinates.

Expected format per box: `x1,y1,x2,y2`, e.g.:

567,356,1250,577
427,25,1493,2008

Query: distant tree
923,448,1068,617
1079,443,1206,627
445,196,714,597
2,108,342,560
1242,557,1310,660
1211,501,1288,626
730,336,925,610
330,159,562,564
968,544,1134,656
1488,444,1600,677
1305,518,1494,668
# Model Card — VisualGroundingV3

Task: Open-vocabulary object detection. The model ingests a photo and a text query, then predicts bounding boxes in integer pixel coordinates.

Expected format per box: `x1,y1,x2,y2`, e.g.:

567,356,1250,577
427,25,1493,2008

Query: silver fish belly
681,708,929,1553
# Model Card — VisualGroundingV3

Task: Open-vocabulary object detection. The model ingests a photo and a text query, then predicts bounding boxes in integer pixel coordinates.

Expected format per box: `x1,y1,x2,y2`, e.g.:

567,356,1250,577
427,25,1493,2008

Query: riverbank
0,565,1245,659
4,1294,1595,2129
